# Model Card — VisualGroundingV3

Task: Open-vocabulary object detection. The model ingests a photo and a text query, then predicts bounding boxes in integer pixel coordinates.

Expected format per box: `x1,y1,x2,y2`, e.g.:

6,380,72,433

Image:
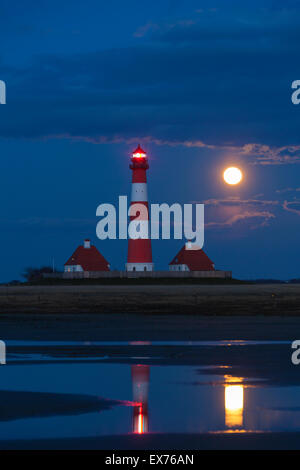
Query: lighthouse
126,145,154,272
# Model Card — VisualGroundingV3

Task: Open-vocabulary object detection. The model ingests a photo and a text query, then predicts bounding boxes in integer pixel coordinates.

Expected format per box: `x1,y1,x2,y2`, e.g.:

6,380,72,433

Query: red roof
132,144,146,156
169,244,215,271
65,243,110,271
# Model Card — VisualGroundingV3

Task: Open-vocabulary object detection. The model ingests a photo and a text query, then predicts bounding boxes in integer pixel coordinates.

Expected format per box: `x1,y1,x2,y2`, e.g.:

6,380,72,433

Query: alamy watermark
0,80,6,104
0,341,6,365
291,340,300,365
291,80,300,104
96,197,204,249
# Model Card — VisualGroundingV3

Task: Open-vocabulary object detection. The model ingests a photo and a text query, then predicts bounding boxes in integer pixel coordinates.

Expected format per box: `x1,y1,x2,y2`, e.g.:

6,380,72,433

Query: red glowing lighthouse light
132,145,147,159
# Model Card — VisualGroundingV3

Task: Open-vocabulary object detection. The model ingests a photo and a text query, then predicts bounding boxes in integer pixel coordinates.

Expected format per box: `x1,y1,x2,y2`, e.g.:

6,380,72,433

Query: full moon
223,167,243,185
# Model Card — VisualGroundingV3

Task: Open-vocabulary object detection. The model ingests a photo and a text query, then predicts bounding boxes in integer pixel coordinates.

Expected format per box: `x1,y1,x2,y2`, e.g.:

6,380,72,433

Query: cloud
155,6,300,47
34,133,300,167
283,200,300,216
201,191,300,230
133,22,159,38
202,197,279,207
199,196,278,230
134,18,196,38
276,187,300,193
206,210,275,228
0,217,95,228
241,144,300,165
1,4,300,156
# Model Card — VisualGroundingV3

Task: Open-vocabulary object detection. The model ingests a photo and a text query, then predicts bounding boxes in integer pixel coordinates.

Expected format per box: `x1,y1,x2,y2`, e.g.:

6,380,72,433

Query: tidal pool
0,340,299,448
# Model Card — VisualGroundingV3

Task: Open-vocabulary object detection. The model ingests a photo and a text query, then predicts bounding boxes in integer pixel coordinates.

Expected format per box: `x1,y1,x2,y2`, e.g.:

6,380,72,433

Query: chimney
84,239,91,249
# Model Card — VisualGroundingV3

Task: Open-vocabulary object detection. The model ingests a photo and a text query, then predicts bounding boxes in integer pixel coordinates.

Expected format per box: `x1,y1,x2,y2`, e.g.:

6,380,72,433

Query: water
0,341,299,445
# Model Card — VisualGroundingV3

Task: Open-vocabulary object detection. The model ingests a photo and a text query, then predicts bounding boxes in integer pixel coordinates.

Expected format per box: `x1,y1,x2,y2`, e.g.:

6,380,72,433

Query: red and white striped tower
126,145,154,272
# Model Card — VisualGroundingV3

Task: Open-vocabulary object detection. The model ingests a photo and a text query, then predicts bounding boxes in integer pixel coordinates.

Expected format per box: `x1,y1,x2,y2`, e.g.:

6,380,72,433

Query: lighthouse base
126,263,154,272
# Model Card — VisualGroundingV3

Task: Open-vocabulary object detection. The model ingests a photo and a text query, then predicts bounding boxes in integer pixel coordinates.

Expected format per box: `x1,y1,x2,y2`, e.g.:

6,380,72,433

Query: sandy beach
0,283,299,315
1,283,300,450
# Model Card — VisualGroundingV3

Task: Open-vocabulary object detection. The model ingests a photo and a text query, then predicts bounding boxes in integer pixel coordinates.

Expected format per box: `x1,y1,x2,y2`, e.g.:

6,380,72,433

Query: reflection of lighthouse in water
131,365,150,434
130,366,246,433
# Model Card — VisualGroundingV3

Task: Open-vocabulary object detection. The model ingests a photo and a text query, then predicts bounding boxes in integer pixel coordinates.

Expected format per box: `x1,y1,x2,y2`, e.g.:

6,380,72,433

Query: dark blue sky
0,0,300,281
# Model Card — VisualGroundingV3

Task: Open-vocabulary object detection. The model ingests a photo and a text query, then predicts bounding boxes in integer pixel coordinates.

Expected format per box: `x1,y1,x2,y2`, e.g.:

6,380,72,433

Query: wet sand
2,341,300,450
1,283,300,450
1,432,300,450
1,312,300,341
0,283,300,315
0,391,125,421
7,341,299,386
2,338,300,449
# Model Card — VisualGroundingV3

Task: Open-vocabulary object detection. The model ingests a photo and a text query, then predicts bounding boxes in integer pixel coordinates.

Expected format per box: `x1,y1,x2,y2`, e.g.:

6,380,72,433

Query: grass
23,277,248,286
